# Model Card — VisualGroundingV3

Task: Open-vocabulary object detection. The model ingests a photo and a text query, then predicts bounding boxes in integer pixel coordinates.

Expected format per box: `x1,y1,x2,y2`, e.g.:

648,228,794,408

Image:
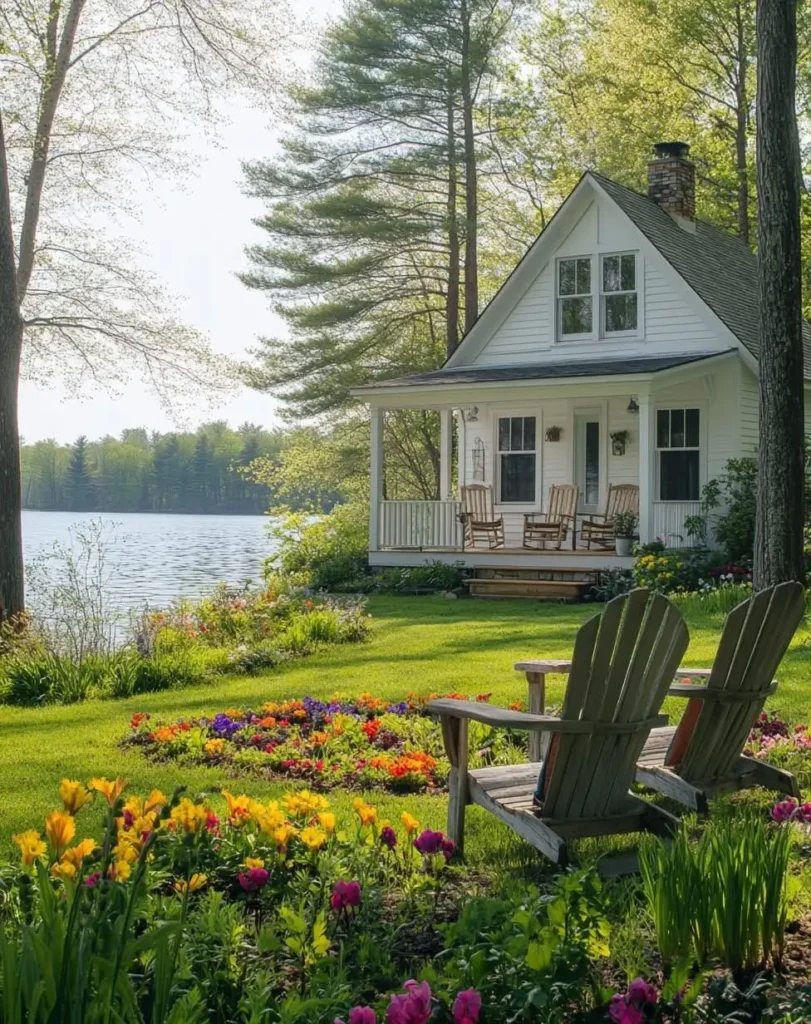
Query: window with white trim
498,416,536,503
601,253,638,334
557,257,592,338
656,408,700,501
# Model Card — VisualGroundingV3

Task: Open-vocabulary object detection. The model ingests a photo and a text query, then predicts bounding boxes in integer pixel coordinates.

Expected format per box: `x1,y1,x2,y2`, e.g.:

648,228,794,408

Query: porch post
638,392,655,544
369,406,384,551
439,407,453,499
455,410,466,497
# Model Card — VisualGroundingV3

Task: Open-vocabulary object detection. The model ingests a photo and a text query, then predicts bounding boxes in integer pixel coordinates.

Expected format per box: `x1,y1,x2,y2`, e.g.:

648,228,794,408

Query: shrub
684,458,757,560
588,567,633,602
632,550,708,593
373,561,469,593
266,503,370,590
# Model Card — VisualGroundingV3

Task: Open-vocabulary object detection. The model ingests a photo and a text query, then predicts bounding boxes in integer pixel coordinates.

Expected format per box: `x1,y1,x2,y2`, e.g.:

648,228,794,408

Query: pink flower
610,978,658,1024
387,980,432,1024
349,1009,376,1024
772,799,799,823
609,1001,644,1024
331,880,362,911
83,872,101,888
626,979,658,1006
238,867,269,892
453,988,482,1023
205,812,220,833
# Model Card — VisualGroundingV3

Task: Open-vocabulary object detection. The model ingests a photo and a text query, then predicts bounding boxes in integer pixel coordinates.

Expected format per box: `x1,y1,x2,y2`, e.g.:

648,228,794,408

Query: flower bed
745,711,811,792
124,692,528,793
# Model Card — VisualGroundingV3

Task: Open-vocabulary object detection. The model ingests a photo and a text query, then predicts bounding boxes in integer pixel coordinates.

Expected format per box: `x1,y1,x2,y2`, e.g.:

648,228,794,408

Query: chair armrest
667,681,777,701
426,699,668,734
668,683,711,698
514,659,573,674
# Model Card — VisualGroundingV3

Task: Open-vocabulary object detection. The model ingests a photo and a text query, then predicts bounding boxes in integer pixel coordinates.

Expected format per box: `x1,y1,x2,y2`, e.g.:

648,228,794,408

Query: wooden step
465,578,593,600
474,565,597,580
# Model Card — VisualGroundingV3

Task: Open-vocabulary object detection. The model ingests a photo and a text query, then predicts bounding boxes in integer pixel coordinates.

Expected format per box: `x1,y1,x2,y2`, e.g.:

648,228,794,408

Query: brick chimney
647,141,695,228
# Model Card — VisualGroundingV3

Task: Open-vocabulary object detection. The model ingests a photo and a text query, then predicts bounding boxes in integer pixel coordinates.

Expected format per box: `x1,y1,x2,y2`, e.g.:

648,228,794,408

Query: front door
574,412,601,513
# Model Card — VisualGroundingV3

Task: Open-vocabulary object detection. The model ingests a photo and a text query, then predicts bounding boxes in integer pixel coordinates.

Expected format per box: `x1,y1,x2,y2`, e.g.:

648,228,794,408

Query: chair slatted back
462,483,496,522
605,484,639,521
677,582,805,784
546,484,579,522
541,589,688,821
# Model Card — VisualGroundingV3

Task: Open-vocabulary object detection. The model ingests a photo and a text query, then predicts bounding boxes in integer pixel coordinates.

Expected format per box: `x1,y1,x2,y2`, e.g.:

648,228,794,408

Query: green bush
266,503,369,590
632,549,711,593
684,458,757,560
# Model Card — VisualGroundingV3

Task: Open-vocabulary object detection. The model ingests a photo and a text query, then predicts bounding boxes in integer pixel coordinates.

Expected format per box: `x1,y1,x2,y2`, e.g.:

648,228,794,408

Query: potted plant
610,429,630,456
613,511,638,556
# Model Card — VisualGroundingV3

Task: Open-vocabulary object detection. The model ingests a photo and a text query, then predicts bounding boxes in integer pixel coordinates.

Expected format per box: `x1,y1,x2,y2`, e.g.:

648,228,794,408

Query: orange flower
61,838,97,869
89,777,127,806
45,811,76,854
154,727,177,743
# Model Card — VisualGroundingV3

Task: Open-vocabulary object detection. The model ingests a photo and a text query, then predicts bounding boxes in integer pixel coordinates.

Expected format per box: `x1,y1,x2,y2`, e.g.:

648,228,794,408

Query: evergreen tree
65,436,96,512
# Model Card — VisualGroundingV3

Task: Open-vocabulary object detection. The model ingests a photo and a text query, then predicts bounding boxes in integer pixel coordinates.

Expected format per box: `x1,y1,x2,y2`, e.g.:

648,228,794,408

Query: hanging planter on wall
610,429,631,456
545,425,562,442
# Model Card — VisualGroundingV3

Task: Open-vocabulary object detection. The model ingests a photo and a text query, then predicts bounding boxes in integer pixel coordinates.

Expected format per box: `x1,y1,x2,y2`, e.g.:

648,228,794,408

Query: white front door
574,411,601,513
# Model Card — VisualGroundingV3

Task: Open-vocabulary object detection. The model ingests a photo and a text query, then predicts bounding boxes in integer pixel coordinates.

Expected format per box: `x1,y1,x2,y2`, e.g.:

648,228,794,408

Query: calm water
22,511,276,613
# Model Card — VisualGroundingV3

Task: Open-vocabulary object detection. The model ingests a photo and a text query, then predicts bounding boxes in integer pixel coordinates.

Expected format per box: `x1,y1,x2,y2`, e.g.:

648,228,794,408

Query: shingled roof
591,172,811,373
359,351,732,390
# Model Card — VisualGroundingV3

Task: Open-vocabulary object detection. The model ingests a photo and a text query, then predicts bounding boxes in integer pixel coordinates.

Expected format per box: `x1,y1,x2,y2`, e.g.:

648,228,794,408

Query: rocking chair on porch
580,484,639,550
523,484,579,550
461,483,504,549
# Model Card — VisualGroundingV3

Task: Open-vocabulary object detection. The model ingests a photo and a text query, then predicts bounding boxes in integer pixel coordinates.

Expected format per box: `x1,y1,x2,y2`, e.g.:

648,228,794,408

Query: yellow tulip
174,872,207,894
45,811,76,854
61,838,96,869
12,829,46,866
298,826,327,851
170,799,207,834
318,812,336,834
144,789,168,814
59,779,93,815
401,812,420,834
50,860,78,882
244,857,264,869
89,777,127,807
222,789,253,823
108,859,132,882
273,823,296,848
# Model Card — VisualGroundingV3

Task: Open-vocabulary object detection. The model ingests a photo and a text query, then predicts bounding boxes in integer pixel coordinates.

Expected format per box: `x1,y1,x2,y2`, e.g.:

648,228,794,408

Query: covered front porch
357,353,732,572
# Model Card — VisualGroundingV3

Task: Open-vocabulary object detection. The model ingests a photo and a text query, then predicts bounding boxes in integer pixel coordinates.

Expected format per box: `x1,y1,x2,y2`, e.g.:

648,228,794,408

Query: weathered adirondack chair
523,484,579,550
580,484,639,549
461,483,504,548
427,589,689,872
635,581,806,811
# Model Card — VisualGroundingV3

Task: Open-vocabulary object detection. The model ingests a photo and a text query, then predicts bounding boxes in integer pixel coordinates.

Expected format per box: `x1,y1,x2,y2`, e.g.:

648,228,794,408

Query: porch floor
370,547,633,571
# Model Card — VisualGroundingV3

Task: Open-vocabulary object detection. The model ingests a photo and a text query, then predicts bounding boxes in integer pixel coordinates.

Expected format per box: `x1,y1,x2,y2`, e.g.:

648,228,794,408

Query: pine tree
65,436,96,512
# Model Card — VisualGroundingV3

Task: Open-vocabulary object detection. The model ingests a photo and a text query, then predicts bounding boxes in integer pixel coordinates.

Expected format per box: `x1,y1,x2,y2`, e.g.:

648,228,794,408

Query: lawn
1,593,809,855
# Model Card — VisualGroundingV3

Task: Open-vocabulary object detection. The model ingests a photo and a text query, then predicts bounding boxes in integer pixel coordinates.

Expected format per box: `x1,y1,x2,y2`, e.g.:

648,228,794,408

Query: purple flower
381,826,398,850
331,880,362,911
414,829,444,856
453,989,481,1024
211,714,243,737
610,978,658,1024
83,872,101,888
773,799,799,823
349,1009,376,1024
386,702,408,715
237,867,269,892
441,838,456,862
626,979,658,1006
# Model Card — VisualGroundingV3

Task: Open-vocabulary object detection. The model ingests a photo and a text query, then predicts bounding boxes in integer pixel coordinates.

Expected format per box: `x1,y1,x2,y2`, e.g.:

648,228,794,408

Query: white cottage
352,143,811,595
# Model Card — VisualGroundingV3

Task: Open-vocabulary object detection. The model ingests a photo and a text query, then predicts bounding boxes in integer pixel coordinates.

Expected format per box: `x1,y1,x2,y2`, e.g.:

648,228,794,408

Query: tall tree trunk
753,0,805,588
446,85,460,359
0,113,25,618
460,0,478,333
734,3,750,245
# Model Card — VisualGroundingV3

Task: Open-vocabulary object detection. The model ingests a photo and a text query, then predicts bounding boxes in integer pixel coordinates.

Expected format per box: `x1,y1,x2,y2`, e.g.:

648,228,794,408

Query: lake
22,511,277,613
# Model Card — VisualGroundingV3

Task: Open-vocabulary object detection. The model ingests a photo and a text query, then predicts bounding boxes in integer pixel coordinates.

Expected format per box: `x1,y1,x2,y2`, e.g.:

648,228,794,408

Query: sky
18,0,343,445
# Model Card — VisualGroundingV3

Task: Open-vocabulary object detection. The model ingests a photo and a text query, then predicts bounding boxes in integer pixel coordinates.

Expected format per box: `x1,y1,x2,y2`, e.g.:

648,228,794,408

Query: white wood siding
739,365,759,457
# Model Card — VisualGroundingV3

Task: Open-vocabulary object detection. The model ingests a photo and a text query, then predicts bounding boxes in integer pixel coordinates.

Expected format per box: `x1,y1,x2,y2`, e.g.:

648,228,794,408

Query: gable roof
590,173,811,371
357,351,733,391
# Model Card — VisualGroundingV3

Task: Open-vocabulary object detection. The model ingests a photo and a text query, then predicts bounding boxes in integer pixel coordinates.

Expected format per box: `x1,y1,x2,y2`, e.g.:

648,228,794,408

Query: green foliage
632,550,707,593
21,423,287,515
587,568,634,602
371,562,469,594
640,814,791,972
266,504,370,590
684,459,758,560
671,582,754,618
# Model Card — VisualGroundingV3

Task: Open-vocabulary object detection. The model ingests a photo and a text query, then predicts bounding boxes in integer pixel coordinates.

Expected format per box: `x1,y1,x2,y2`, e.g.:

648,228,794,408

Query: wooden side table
513,659,572,761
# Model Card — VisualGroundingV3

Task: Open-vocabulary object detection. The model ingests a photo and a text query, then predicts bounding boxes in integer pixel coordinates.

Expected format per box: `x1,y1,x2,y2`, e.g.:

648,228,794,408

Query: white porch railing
652,502,702,548
379,500,463,550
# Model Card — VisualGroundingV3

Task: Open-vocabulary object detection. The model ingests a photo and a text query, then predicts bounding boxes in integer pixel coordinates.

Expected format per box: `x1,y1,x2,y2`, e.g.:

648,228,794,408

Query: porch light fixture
627,398,639,414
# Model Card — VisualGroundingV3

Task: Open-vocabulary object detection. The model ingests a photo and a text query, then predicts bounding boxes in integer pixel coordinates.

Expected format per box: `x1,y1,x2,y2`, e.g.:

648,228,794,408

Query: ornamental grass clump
640,812,791,973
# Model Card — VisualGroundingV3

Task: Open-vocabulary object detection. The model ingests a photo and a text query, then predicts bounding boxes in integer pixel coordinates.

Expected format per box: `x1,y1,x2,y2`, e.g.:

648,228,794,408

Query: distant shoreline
22,508,273,517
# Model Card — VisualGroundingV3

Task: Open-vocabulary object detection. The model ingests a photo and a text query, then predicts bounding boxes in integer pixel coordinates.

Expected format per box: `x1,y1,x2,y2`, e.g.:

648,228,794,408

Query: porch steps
465,566,599,602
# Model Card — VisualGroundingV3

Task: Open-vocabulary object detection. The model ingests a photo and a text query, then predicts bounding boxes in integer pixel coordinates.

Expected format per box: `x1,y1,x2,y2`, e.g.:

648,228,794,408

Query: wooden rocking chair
427,589,689,873
461,483,504,549
580,484,639,550
523,485,579,550
635,581,805,812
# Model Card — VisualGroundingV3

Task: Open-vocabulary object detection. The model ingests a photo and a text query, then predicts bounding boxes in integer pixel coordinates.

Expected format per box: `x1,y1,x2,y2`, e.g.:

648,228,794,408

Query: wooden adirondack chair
580,484,639,549
461,483,504,548
635,581,806,811
523,485,579,550
427,589,689,872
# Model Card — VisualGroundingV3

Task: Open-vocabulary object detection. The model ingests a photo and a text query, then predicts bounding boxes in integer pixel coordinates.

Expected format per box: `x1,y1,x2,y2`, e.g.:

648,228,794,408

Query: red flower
361,719,381,740
205,812,220,833
238,867,269,892
178,722,191,731
130,712,150,730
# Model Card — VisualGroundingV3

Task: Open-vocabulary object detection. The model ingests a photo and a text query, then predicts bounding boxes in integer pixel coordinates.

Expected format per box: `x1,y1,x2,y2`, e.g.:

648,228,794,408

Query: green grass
1,594,810,857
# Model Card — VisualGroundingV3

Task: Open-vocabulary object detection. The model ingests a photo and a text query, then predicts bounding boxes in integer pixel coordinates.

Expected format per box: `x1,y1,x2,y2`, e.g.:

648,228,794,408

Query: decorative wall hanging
464,406,479,422
545,425,562,442
472,437,486,481
610,429,631,456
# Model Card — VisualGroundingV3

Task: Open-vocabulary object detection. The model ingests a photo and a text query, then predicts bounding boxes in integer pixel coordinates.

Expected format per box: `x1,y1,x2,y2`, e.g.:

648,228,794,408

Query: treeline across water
22,422,296,515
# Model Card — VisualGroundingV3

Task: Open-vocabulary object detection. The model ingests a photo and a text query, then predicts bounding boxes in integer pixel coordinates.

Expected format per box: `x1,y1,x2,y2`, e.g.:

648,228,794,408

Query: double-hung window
601,253,638,334
557,258,592,338
657,408,700,501
498,416,536,503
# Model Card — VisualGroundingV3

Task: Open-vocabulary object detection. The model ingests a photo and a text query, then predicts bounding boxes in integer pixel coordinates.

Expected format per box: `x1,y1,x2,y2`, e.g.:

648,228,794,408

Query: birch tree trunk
0,113,25,618
753,0,805,588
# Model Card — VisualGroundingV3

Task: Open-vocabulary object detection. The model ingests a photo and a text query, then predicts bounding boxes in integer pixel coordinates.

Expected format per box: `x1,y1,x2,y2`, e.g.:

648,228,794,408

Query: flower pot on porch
615,537,634,557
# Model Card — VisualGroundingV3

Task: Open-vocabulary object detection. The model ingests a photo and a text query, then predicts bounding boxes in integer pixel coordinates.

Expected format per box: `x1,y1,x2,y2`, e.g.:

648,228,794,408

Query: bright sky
18,0,342,445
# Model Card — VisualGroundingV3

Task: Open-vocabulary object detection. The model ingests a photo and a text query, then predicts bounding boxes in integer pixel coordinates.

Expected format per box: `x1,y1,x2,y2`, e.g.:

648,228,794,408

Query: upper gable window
601,253,638,334
557,257,592,339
